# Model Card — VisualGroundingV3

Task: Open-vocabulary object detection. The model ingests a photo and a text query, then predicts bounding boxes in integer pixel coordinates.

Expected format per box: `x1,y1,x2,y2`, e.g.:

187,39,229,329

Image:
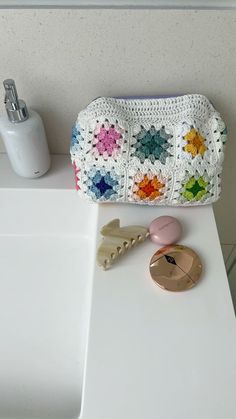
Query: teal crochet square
131,126,172,164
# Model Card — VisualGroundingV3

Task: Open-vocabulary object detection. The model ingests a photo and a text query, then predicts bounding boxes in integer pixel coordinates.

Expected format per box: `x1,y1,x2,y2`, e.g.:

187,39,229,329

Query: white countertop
0,153,74,189
81,203,236,418
1,154,235,419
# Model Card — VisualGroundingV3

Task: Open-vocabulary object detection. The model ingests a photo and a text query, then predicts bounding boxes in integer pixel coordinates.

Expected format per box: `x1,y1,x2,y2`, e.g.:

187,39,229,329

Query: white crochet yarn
70,94,227,206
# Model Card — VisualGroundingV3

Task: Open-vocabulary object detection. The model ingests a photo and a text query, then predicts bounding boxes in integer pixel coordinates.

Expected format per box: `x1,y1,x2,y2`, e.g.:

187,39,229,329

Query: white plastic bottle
0,79,51,178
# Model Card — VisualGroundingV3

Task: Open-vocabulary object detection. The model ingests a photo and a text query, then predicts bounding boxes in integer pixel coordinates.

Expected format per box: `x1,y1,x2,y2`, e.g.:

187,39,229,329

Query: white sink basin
0,189,97,419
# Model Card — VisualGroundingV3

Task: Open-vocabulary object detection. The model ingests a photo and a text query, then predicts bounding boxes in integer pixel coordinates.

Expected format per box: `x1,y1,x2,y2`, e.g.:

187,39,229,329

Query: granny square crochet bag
70,94,227,206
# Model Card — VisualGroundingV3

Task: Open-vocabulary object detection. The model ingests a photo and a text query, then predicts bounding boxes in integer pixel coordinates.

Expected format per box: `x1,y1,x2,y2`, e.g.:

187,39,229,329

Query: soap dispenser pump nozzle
3,79,29,123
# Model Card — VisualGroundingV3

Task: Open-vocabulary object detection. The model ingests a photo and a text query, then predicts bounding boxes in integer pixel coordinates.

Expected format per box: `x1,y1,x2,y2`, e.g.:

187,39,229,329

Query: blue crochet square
70,124,84,155
87,168,120,201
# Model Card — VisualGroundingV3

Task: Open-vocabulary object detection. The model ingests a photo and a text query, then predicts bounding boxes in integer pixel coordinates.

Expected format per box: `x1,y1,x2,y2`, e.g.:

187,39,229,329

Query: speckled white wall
0,9,235,243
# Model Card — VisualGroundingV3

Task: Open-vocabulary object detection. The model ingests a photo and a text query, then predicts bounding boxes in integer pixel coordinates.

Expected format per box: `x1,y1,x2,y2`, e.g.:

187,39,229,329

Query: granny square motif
70,95,227,206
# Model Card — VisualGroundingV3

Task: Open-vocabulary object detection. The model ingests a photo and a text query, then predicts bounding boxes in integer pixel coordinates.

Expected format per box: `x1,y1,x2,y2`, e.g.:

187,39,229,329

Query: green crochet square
182,176,208,201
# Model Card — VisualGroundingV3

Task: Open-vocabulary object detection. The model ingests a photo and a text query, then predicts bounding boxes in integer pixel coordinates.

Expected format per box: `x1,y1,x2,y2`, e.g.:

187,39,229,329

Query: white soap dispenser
0,79,51,178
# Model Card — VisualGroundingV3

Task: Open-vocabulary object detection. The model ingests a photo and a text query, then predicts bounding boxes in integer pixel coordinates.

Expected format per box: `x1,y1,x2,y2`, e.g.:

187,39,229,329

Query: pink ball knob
149,216,182,245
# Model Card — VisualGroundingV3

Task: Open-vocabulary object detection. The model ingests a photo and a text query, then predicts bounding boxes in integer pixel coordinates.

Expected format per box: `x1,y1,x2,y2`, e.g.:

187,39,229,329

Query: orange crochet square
134,175,165,201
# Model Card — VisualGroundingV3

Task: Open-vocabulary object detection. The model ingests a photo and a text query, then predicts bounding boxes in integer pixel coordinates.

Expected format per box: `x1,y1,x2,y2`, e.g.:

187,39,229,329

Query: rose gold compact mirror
149,244,202,292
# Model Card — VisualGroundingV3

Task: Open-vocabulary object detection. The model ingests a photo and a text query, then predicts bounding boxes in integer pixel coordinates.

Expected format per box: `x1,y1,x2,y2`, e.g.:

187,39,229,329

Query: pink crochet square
92,121,124,159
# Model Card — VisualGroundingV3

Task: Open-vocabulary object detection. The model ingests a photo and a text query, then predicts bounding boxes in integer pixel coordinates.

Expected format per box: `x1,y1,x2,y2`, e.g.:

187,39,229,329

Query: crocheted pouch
70,94,227,206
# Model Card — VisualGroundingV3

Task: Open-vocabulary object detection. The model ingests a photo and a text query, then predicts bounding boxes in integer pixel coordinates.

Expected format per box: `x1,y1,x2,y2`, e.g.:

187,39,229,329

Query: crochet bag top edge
77,94,218,126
